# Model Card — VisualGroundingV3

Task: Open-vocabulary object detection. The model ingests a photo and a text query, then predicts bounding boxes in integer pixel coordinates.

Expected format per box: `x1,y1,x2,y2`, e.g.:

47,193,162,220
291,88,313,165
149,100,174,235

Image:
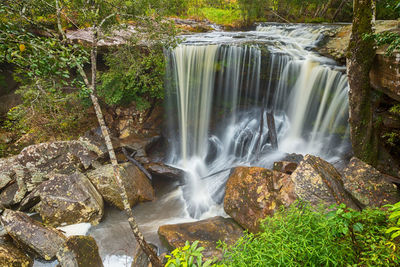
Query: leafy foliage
98,18,178,109
220,202,400,266
364,32,400,56
0,0,178,149
386,202,400,241
165,241,219,267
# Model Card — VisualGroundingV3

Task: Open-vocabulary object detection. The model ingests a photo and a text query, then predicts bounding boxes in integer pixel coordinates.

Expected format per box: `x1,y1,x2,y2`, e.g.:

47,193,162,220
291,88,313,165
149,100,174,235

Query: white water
165,24,350,218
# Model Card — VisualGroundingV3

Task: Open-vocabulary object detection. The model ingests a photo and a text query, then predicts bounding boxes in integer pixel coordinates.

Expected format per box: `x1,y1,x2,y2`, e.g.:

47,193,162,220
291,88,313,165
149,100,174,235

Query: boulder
0,209,66,260
130,244,158,267
86,163,154,210
0,242,33,267
273,161,298,174
342,157,400,207
0,141,103,207
20,172,104,227
158,216,243,260
56,235,103,267
370,52,400,102
0,156,17,191
144,162,184,180
0,182,20,207
224,167,296,233
290,154,360,210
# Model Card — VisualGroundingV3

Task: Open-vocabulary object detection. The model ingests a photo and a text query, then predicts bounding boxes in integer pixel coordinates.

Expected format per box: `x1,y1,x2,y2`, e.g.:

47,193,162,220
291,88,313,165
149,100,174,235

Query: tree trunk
87,27,163,267
346,0,379,166
332,0,350,21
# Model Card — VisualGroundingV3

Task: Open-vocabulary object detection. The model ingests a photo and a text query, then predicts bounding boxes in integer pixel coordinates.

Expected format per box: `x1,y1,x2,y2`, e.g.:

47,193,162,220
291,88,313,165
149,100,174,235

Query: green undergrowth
187,7,242,27
166,202,400,267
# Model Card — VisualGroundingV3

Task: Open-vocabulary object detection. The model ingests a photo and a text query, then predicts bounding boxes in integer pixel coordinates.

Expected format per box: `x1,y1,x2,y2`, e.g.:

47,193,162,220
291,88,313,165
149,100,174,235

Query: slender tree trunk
346,0,379,165
332,0,350,21
88,27,162,267
319,0,335,18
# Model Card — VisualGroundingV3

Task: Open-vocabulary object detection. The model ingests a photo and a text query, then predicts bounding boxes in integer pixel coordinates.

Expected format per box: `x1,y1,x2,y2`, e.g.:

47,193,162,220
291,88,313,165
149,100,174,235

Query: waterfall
165,24,350,218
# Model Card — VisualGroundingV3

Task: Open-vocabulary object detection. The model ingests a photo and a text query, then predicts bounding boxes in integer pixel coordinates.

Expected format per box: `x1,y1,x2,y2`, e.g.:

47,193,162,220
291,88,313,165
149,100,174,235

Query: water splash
165,24,350,218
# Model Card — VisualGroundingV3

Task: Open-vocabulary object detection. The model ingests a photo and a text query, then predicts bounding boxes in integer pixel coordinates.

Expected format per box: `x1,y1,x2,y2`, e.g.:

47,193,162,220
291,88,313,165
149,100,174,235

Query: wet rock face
158,216,243,260
0,242,33,267
224,167,296,233
343,157,400,207
56,236,103,267
0,209,66,260
370,52,400,102
273,161,298,174
20,172,104,227
0,141,103,208
291,154,360,210
86,163,154,210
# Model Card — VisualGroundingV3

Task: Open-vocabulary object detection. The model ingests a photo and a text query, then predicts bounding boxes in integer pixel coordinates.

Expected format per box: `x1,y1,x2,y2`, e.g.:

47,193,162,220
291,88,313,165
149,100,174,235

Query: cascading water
165,24,351,218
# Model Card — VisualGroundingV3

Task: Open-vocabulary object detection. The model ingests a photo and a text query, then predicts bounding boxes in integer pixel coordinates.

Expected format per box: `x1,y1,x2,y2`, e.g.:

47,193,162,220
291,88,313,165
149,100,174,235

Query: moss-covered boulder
0,209,66,260
0,141,103,207
224,167,296,233
56,235,103,267
343,157,400,208
0,156,17,191
86,163,154,210
158,216,243,260
0,242,33,267
290,154,360,210
20,172,104,227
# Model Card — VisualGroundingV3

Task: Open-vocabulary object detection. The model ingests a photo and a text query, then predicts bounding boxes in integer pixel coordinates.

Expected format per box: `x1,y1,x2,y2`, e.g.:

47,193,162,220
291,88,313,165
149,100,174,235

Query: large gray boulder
86,163,154,210
290,154,360,210
20,172,104,227
343,157,400,207
0,209,66,260
0,141,103,207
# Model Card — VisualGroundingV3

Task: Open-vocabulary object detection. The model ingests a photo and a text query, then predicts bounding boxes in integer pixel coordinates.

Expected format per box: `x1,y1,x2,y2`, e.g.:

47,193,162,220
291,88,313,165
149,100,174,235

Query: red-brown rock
224,167,296,233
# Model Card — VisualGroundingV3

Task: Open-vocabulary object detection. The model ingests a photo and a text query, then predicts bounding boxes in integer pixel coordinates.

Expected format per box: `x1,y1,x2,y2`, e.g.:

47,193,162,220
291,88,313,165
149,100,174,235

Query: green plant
386,202,400,240
220,202,399,266
165,241,219,267
363,32,400,56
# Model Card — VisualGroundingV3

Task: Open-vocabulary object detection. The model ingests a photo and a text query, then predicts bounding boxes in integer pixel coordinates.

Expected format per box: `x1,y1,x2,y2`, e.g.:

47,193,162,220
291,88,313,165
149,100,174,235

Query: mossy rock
0,242,33,267
56,235,103,267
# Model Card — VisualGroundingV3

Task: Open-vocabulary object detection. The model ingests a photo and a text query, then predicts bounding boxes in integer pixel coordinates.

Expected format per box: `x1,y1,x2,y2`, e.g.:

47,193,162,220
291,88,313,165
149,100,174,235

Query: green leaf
353,223,364,233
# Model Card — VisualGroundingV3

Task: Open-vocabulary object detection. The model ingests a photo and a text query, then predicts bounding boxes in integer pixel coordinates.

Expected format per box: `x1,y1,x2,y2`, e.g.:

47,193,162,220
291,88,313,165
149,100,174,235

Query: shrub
220,202,399,266
165,241,220,267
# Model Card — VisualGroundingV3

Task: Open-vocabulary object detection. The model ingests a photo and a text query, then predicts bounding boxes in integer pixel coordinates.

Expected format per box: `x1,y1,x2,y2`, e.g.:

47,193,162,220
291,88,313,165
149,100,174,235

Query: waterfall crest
165,24,350,218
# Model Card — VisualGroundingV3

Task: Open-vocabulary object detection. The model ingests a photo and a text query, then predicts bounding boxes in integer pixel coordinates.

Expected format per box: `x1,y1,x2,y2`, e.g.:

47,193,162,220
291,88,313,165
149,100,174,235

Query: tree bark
346,0,379,165
332,0,350,21
88,26,162,267
70,22,162,266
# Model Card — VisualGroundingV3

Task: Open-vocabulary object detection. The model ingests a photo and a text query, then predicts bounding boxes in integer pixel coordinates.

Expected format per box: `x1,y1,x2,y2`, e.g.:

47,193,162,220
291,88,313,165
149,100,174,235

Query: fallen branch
122,147,153,181
200,168,232,180
267,112,278,150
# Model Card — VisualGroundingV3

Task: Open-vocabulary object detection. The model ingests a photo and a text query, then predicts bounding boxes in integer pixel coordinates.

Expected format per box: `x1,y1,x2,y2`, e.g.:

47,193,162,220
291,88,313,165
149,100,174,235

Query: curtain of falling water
164,24,350,218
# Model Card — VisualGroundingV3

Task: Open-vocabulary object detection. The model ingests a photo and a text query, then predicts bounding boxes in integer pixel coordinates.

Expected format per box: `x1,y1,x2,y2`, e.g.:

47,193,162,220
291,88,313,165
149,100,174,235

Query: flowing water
165,23,350,218
34,23,351,267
